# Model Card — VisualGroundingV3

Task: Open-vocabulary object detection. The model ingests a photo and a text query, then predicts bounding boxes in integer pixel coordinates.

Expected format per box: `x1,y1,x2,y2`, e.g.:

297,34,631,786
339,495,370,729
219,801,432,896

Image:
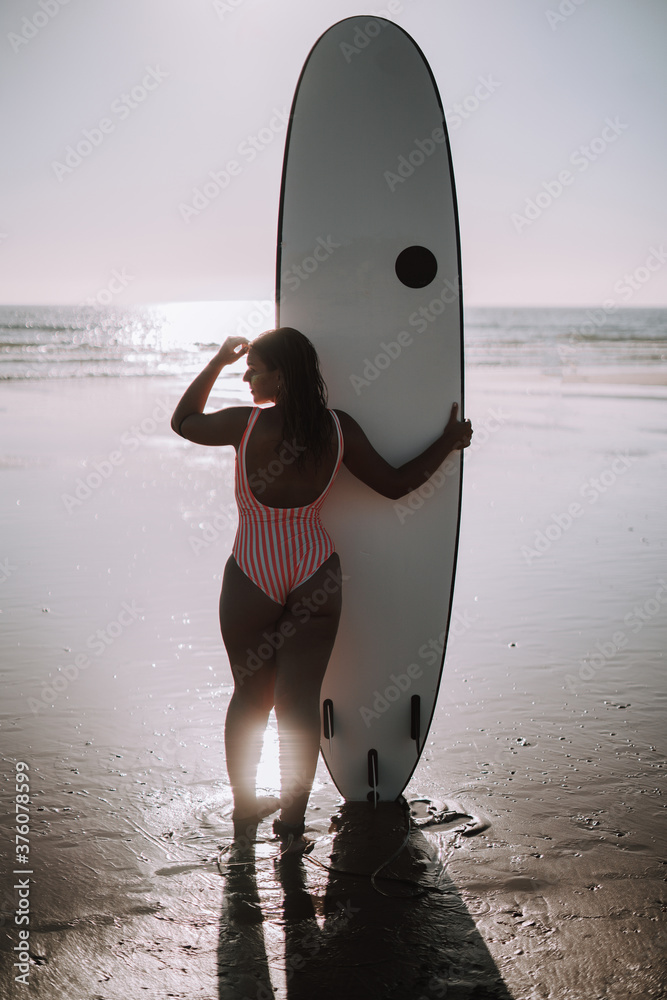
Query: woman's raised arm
171,337,250,446
336,403,472,500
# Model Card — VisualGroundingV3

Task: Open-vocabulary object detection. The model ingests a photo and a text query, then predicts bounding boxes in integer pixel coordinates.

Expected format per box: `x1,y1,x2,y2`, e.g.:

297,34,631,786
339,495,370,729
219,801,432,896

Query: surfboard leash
216,798,473,897
216,827,437,898
303,824,429,898
302,799,468,898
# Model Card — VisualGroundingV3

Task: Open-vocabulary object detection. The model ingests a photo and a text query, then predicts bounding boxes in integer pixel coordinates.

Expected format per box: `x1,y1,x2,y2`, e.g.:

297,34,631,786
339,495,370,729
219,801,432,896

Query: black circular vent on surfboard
395,245,438,288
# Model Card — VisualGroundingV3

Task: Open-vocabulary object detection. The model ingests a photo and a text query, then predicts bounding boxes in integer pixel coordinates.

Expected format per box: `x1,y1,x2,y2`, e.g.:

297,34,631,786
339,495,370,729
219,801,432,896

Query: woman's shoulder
330,409,359,432
228,405,254,425
327,408,351,431
174,405,253,448
219,405,255,445
329,410,367,453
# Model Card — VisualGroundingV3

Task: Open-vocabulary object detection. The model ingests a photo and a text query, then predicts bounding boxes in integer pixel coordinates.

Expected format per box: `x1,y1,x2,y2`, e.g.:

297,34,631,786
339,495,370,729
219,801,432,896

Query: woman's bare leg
219,555,284,824
273,553,343,828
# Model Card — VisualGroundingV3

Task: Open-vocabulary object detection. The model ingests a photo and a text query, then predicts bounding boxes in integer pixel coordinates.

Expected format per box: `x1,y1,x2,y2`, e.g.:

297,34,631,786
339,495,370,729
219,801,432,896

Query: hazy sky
1,0,665,307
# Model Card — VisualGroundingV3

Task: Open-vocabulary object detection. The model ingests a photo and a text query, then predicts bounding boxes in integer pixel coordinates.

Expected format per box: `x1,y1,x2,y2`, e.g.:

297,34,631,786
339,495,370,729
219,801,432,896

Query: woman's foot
272,817,314,857
232,795,280,845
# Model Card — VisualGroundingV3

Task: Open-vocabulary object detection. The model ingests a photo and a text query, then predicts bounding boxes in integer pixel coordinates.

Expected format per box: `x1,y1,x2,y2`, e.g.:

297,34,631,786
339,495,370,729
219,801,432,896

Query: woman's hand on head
216,336,250,366
445,402,473,450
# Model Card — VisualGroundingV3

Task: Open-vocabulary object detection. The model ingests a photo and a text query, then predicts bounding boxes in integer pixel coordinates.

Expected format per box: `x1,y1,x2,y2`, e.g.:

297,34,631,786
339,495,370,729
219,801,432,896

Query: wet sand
1,368,666,998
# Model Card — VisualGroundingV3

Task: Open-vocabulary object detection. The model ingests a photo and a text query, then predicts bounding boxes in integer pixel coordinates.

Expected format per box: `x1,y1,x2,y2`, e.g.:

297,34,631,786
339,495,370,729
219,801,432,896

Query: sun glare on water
155,300,274,352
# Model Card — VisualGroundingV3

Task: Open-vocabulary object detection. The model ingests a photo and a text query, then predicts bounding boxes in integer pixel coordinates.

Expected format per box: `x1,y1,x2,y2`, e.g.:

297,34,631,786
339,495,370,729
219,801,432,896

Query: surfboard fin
410,695,421,754
367,749,379,808
322,698,334,756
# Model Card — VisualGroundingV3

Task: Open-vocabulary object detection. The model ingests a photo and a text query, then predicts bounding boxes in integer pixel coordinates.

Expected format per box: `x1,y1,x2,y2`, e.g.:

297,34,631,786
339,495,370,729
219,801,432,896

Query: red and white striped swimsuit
232,407,344,605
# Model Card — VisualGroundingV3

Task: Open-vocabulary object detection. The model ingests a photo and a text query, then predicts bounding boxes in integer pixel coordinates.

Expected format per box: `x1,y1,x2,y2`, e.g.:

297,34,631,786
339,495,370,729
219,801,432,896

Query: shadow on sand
217,799,515,1000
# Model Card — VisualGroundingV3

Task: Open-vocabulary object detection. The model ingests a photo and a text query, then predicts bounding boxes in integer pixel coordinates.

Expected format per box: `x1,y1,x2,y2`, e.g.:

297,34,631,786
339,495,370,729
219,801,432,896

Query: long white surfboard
277,16,463,802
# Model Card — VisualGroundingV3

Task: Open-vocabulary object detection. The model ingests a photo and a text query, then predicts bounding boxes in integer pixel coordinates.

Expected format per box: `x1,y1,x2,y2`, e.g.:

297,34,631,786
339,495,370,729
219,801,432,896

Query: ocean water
1,302,665,382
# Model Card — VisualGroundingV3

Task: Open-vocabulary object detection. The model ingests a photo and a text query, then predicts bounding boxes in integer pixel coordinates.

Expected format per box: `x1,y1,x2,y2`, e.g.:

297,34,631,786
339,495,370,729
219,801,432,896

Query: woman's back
239,406,342,509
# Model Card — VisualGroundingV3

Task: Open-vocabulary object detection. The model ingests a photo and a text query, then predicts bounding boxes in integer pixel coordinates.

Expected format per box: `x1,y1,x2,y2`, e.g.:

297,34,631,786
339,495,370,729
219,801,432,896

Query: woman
171,327,472,855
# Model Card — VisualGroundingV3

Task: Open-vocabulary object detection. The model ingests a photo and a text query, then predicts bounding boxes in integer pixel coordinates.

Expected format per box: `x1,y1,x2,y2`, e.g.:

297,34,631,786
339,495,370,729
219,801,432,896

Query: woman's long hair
251,327,333,470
